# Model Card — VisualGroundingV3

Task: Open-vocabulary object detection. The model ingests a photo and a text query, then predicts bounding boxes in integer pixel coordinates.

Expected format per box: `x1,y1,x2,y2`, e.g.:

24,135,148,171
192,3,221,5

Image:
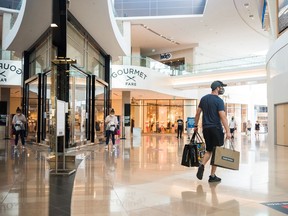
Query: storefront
131,99,197,134
22,11,111,148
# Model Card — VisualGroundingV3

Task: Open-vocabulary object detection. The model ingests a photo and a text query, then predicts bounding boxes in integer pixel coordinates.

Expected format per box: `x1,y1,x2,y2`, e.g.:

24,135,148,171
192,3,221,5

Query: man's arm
194,107,202,131
219,111,231,139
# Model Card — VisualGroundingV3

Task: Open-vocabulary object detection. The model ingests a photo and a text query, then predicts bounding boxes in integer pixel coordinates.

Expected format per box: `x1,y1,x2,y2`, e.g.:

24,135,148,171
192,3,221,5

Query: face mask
218,87,225,95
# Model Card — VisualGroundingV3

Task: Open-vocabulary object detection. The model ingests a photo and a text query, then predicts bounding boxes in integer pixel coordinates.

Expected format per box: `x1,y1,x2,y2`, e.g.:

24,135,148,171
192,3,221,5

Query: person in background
104,108,118,150
176,116,184,139
194,80,231,183
229,116,237,139
12,107,27,149
255,120,260,139
246,120,252,136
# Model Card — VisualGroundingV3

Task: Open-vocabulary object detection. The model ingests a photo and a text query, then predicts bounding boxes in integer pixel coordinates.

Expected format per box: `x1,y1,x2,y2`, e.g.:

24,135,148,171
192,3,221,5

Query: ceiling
112,0,271,99
1,0,272,100
123,0,271,63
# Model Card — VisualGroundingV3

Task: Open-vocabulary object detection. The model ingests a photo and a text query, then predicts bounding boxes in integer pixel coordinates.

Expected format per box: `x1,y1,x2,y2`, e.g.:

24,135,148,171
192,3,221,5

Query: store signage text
160,53,172,60
0,61,22,83
112,68,147,86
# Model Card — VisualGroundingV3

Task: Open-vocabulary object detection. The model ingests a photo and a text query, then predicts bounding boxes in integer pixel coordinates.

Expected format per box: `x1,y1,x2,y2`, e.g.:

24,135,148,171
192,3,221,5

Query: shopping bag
181,144,199,167
210,141,240,170
190,132,206,162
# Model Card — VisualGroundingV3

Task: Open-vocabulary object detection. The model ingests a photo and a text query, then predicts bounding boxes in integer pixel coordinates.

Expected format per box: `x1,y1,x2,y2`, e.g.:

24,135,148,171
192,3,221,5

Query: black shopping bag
190,132,206,162
210,141,240,170
181,144,199,167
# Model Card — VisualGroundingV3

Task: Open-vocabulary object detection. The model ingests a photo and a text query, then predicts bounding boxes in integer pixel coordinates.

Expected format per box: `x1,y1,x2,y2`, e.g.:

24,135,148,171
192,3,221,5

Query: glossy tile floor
1,129,288,216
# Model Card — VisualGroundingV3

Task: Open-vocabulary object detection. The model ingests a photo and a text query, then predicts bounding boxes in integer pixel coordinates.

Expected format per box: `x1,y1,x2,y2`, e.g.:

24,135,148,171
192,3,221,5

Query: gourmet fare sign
111,65,171,92
0,60,22,85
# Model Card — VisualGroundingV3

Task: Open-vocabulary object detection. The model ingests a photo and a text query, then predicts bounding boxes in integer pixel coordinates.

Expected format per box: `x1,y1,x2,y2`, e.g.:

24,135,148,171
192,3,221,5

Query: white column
2,13,12,60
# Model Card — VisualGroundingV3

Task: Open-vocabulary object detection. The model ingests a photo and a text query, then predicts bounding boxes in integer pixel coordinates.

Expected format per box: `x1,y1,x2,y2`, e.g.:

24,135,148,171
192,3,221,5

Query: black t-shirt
177,119,184,128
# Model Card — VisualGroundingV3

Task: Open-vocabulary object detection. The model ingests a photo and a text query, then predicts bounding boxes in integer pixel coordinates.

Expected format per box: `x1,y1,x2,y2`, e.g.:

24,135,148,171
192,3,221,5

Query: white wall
266,30,288,145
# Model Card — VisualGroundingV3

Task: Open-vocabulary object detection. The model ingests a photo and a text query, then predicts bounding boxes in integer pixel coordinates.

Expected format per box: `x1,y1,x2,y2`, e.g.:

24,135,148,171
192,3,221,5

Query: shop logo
112,67,147,87
126,76,136,82
160,53,172,60
0,62,22,83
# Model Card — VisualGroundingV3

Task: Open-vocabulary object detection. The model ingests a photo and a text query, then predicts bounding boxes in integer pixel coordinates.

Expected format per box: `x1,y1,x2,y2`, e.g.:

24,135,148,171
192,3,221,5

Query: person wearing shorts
194,81,231,183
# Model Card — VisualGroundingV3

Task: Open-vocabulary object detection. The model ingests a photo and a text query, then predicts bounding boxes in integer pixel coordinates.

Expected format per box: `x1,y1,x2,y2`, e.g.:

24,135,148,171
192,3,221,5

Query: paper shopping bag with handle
210,141,240,170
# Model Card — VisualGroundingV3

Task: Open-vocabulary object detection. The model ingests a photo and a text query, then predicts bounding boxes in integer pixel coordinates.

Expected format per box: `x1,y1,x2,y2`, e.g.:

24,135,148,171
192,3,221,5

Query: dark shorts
230,128,235,134
203,127,224,152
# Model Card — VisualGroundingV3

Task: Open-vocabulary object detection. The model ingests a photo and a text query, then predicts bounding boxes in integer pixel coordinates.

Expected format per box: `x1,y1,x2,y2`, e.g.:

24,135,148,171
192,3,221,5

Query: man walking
194,81,231,183
176,116,184,139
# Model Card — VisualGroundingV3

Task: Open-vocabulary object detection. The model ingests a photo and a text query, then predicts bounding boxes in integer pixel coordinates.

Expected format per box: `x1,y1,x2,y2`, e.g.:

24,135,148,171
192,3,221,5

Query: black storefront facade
22,1,112,150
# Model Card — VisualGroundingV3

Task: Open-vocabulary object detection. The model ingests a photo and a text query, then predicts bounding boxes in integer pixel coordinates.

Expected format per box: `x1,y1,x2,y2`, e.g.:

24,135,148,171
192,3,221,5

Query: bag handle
190,131,204,144
225,139,235,151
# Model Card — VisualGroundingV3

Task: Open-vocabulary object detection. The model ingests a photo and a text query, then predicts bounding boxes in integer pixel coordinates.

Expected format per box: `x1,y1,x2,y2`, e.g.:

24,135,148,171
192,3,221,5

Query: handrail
112,55,266,76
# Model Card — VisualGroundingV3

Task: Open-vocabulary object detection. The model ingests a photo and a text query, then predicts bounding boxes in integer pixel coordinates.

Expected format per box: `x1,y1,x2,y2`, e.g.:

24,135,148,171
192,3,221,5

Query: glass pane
95,81,105,138
69,70,87,145
27,79,38,142
44,72,52,143
67,23,85,67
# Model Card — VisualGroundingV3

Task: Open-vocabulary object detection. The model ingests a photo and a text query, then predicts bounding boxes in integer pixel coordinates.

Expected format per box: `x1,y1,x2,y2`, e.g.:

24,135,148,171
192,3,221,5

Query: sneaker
196,164,204,180
112,145,116,150
208,175,221,183
105,146,108,150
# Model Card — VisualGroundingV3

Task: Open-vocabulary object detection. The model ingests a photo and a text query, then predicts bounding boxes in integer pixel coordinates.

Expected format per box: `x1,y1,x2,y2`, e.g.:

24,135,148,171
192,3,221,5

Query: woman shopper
12,107,27,148
104,108,118,150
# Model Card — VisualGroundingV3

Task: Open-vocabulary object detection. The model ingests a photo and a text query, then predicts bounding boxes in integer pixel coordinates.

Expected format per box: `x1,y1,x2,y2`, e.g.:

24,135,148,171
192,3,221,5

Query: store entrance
24,66,105,147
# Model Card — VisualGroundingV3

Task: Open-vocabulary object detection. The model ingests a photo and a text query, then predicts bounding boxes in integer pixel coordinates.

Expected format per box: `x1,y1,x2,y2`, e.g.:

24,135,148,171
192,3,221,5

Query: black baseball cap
211,80,227,90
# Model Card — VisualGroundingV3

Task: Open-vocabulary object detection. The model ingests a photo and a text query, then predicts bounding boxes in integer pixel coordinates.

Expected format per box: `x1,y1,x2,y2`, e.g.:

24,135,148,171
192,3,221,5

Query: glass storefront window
134,99,194,134
94,81,106,136
29,34,52,76
26,78,39,142
67,23,85,67
69,69,88,145
44,72,52,142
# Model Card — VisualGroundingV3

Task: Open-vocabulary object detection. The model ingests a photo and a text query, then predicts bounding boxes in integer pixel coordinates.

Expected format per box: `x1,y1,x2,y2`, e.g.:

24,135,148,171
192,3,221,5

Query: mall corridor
0,130,288,216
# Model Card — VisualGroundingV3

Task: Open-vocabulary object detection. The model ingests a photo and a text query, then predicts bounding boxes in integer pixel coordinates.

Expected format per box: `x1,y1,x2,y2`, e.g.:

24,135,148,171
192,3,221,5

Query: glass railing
0,0,22,10
186,55,266,74
0,49,22,60
113,55,266,76
113,56,173,75
0,0,22,30
110,0,124,35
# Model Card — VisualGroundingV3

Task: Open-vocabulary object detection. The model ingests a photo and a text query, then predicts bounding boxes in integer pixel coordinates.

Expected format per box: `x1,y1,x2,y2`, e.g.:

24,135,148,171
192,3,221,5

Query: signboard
187,117,195,128
111,65,170,90
57,100,66,136
262,201,288,214
0,60,22,86
160,53,172,60
124,116,130,127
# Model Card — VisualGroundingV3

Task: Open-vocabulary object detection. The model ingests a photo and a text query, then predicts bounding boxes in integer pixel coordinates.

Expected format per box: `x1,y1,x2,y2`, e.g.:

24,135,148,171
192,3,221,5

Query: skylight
113,0,207,17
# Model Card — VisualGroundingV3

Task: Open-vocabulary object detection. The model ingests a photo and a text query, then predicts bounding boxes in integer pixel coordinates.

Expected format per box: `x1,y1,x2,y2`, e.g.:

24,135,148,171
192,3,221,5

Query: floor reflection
1,132,288,215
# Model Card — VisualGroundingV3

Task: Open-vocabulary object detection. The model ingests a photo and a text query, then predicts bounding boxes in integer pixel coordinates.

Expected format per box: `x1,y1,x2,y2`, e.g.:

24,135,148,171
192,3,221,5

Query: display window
133,99,195,134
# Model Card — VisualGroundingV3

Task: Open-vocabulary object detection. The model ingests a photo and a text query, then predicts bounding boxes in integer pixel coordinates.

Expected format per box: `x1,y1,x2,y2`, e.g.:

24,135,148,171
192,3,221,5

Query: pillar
122,91,131,139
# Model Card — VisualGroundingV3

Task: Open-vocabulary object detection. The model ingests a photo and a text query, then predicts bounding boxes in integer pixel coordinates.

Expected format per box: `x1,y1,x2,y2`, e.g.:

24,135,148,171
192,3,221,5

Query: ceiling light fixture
137,24,180,45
